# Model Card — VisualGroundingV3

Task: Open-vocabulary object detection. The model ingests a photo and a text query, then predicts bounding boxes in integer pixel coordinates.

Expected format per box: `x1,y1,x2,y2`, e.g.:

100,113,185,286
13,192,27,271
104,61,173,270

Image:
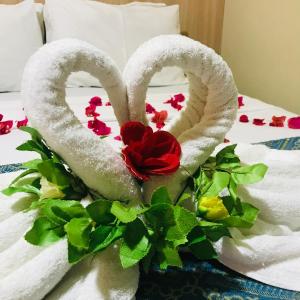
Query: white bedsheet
0,84,299,165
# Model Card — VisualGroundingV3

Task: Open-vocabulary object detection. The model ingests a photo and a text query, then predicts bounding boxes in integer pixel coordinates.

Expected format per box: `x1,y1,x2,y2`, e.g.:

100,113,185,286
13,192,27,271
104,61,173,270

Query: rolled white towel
123,35,238,202
22,39,141,204
215,144,300,291
46,245,139,300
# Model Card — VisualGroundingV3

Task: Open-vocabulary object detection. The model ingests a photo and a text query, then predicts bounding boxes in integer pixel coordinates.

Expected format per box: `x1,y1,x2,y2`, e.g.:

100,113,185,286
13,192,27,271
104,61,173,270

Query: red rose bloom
239,114,249,123
120,121,181,181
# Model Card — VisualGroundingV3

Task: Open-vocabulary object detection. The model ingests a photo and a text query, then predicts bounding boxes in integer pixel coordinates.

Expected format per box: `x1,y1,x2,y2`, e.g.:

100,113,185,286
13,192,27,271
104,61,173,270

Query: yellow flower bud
40,177,65,199
198,196,229,221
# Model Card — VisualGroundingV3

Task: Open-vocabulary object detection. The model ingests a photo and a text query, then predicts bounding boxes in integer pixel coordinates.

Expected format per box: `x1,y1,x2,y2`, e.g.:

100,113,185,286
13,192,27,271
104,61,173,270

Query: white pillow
0,1,43,92
44,0,185,87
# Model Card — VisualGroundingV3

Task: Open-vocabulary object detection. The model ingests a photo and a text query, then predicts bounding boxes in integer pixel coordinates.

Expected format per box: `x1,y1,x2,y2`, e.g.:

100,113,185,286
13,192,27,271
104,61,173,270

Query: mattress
0,84,299,166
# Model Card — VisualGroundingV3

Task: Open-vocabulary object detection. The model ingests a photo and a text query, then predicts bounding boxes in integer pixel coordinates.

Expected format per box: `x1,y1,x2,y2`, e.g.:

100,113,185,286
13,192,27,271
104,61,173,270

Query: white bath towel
123,35,238,202
0,172,139,300
22,39,141,204
215,143,300,291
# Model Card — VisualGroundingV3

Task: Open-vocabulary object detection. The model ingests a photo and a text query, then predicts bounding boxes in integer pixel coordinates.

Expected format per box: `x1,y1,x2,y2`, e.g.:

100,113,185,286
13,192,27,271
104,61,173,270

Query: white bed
0,84,299,166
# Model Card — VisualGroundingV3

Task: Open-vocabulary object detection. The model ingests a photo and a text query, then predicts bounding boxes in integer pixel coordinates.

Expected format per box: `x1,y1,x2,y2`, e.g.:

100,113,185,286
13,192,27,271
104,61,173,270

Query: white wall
222,0,300,113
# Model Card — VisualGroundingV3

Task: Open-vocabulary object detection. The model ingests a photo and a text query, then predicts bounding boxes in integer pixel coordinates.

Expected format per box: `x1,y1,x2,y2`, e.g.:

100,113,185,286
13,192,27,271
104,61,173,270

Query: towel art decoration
3,34,291,299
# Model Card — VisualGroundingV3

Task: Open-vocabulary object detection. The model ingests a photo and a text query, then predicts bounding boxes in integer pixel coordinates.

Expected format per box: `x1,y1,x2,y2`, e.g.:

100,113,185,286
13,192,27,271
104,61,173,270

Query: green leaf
145,203,174,231
19,126,42,142
8,169,38,186
2,184,41,196
37,160,70,187
158,245,182,269
221,202,259,228
231,163,268,185
22,159,43,170
64,218,92,249
221,196,235,213
202,225,231,242
151,186,172,205
17,140,49,160
166,206,198,245
188,227,217,260
216,144,237,163
86,199,115,225
40,199,83,224
25,216,64,246
52,205,88,222
111,201,141,223
120,219,151,268
68,242,88,264
90,225,125,253
204,171,230,197
176,191,192,206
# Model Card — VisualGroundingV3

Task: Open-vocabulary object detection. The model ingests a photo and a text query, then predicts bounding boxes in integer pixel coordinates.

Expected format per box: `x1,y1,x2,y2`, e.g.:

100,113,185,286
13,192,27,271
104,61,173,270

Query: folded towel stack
124,35,238,202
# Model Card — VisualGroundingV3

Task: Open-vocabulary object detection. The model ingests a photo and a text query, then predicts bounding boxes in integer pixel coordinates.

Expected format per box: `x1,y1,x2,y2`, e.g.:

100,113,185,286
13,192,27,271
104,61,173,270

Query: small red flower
105,101,112,106
288,116,300,129
253,118,266,126
88,117,111,136
238,96,244,109
0,120,13,135
89,96,102,106
146,103,156,114
85,104,100,117
151,110,168,129
174,93,185,102
120,121,181,181
239,114,249,123
16,117,28,128
114,135,122,141
269,115,286,127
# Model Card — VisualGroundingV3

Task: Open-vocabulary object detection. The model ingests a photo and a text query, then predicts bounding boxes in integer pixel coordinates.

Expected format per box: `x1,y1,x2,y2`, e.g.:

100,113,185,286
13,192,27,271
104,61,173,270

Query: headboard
0,0,225,53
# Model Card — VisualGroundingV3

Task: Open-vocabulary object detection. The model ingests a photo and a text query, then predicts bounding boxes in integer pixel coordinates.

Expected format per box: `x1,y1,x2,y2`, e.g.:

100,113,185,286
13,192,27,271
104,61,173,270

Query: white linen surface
0,84,298,165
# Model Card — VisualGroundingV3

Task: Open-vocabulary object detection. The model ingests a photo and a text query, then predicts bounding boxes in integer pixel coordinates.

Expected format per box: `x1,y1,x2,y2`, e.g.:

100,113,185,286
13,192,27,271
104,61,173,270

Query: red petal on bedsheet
89,96,102,106
253,118,266,126
238,96,244,108
146,103,156,114
0,120,13,135
269,115,286,127
288,116,300,129
239,114,249,123
88,117,111,136
16,117,28,128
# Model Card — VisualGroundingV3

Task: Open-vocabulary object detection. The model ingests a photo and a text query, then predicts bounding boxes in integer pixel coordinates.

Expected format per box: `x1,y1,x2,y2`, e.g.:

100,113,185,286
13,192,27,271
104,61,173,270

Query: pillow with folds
0,1,43,92
44,0,186,87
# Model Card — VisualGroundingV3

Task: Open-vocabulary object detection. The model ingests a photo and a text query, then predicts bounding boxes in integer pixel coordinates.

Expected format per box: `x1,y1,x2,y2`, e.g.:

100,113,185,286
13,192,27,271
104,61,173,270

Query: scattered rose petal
238,96,244,108
0,120,13,135
224,138,230,143
269,115,286,127
0,114,3,121
288,116,300,129
16,117,28,128
105,101,111,106
174,93,185,102
164,98,183,111
146,103,156,114
89,96,102,106
114,135,122,141
151,110,168,129
253,118,266,126
85,104,100,117
239,114,249,123
88,117,111,136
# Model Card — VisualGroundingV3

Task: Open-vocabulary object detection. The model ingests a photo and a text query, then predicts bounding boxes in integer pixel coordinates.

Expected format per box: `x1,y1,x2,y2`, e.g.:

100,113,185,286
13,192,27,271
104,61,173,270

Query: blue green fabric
1,136,300,299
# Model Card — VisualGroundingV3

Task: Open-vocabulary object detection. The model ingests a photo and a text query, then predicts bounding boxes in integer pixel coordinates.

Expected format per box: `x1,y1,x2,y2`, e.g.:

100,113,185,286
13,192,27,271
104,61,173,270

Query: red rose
120,121,181,181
